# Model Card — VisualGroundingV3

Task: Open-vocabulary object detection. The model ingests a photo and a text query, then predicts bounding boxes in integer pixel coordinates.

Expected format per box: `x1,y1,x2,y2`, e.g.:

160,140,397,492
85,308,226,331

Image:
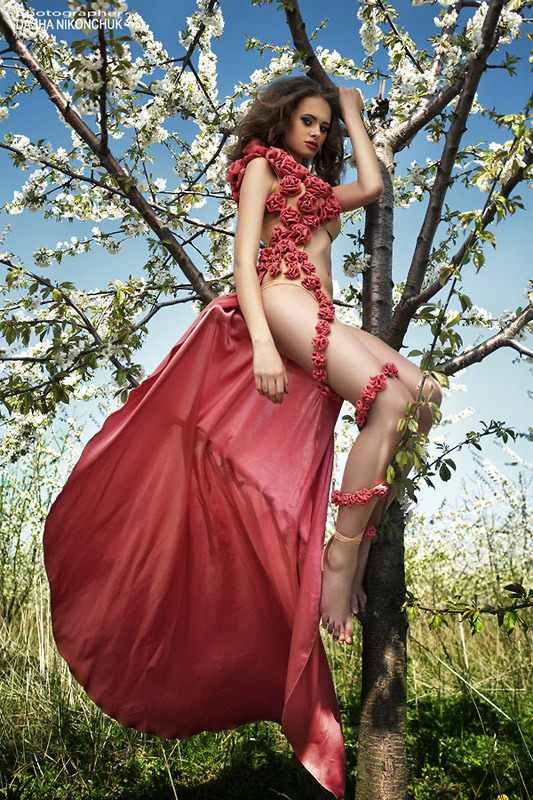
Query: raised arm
234,157,289,404
333,87,383,212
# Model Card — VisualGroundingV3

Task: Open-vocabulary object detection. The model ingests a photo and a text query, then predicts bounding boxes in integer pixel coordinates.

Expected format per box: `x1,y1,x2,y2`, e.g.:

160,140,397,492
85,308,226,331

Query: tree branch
376,0,424,75
20,267,140,387
0,142,127,198
386,0,506,349
388,0,498,152
0,9,215,306
174,0,219,83
508,340,533,359
387,144,533,334
283,0,335,92
97,25,109,157
388,81,464,154
440,303,533,375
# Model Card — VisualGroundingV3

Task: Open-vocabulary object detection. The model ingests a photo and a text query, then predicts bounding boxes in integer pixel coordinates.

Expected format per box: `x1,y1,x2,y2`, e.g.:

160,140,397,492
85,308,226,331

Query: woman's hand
253,343,289,404
338,86,364,120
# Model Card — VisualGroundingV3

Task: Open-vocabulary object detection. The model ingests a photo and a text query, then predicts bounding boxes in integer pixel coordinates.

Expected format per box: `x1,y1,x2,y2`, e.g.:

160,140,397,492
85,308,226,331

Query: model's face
283,96,331,163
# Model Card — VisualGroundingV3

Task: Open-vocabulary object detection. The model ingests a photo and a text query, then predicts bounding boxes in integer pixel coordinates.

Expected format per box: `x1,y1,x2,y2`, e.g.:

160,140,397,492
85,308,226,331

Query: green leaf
4,325,16,345
473,250,485,271
503,610,517,634
504,583,526,598
432,371,449,388
439,464,452,482
439,265,454,285
446,311,462,327
458,292,472,311
471,615,483,634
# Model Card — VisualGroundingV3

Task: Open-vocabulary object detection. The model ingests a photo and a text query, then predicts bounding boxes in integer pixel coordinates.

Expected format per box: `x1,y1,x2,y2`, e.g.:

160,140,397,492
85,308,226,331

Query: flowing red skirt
44,293,345,798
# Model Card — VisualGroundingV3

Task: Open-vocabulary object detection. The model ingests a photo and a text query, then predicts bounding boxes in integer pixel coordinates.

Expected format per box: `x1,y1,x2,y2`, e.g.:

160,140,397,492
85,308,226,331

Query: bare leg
342,326,443,614
261,285,443,644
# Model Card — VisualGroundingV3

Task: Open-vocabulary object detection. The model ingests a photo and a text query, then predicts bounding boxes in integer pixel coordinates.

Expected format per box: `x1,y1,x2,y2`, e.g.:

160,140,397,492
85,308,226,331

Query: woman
44,77,441,800
228,77,441,646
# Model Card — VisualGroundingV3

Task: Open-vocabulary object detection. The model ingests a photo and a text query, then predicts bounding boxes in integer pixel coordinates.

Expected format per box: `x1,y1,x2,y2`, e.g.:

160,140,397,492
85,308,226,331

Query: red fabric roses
311,334,329,352
279,175,302,196
297,192,317,214
265,193,286,214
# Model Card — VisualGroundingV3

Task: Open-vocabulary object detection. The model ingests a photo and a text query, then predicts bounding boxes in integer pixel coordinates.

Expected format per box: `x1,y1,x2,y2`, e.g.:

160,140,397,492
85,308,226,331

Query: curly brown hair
228,76,345,186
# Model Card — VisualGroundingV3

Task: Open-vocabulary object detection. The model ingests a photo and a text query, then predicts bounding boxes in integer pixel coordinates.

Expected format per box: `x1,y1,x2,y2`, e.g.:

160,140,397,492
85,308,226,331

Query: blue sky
1,0,531,511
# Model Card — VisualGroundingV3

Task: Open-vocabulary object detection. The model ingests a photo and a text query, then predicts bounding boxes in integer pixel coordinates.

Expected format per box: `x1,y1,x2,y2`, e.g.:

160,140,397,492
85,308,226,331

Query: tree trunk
355,503,408,800
362,140,394,339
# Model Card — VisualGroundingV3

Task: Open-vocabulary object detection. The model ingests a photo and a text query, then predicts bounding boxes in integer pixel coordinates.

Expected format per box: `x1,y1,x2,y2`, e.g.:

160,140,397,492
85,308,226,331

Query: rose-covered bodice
228,142,341,276
228,141,342,401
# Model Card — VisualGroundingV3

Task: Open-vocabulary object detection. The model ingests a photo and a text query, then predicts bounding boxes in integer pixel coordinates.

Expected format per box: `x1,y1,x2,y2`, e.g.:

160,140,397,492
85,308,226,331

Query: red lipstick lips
305,140,318,150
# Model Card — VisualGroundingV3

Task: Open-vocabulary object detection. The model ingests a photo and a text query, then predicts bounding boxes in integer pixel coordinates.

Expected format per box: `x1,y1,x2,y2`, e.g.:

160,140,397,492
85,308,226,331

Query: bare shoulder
241,156,278,195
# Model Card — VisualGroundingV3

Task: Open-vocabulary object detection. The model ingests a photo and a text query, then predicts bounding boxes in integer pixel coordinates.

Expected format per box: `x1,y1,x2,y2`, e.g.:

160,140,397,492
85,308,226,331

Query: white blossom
33,247,53,267
344,253,371,277
440,407,475,426
357,3,381,57
434,9,458,29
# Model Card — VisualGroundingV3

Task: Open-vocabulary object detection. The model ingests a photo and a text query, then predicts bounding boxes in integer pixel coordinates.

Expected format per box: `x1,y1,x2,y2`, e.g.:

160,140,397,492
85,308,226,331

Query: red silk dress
44,143,347,799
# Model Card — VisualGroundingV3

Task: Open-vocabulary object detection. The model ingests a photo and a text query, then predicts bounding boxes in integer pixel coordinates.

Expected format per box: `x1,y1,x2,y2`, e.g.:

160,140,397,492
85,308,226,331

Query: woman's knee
371,380,413,432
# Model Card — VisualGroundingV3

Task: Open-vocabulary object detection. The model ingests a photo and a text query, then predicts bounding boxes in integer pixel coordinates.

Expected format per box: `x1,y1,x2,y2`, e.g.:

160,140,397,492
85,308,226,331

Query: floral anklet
330,481,389,509
329,485,385,542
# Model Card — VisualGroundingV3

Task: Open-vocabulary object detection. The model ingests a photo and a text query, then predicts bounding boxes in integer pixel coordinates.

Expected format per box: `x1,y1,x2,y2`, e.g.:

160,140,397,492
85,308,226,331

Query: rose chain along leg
320,363,399,645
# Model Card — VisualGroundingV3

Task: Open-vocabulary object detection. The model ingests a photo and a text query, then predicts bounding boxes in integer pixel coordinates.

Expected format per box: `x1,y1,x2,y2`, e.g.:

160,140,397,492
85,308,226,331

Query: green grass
1,579,531,800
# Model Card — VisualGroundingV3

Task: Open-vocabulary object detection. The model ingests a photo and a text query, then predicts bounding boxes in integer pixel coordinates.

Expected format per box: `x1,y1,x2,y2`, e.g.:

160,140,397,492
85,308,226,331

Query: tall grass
1,574,531,799
1,437,532,798
1,575,333,799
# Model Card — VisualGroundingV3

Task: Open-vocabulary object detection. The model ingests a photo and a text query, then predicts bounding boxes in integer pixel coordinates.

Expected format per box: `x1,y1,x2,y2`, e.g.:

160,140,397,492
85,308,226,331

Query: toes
351,584,367,615
344,620,354,645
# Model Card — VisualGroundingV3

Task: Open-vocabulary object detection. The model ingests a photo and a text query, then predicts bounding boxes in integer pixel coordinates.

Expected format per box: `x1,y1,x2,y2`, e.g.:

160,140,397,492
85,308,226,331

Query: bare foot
320,534,362,645
350,577,367,615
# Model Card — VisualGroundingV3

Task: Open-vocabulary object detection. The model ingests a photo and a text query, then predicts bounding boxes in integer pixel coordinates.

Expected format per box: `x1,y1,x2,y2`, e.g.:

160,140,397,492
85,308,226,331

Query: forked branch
283,0,335,92
387,0,506,349
386,145,533,347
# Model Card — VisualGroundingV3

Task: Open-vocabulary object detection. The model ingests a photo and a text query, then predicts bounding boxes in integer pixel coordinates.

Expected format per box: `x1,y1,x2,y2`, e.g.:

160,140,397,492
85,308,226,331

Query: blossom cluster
8,136,53,168
357,2,382,57
315,47,367,82
178,0,224,50
406,459,532,601
344,253,371,277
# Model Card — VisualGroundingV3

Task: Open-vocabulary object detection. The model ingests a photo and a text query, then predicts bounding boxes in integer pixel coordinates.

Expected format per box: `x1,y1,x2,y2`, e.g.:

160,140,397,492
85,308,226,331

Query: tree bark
362,139,394,338
441,303,533,375
356,503,408,800
281,7,410,799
